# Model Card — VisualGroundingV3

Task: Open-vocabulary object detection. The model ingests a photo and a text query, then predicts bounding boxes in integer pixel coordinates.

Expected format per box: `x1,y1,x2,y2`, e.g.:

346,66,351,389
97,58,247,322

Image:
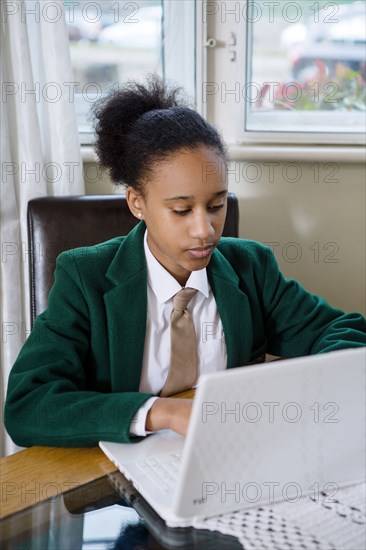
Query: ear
125,187,145,220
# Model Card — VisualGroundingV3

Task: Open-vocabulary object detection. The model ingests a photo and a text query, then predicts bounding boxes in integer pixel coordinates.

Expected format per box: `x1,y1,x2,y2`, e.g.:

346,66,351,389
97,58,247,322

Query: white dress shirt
130,230,227,436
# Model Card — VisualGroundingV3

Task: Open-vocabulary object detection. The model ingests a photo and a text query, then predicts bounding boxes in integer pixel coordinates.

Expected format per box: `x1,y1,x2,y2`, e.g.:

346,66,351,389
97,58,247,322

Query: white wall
228,161,365,315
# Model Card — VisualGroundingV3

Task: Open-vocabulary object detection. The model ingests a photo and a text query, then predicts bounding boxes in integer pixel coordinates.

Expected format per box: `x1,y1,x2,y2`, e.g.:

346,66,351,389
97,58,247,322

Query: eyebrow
163,190,228,202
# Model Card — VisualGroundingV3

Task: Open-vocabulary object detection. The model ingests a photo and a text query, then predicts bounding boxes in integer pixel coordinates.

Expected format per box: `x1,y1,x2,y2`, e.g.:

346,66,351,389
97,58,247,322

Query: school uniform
4,221,366,447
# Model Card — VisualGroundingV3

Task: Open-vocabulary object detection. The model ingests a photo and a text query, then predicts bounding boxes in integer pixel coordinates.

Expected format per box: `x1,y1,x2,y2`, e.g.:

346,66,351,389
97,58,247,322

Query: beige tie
160,288,198,397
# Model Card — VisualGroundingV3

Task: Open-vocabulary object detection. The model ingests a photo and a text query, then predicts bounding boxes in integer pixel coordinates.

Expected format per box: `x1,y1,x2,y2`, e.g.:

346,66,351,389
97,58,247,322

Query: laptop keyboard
136,452,182,494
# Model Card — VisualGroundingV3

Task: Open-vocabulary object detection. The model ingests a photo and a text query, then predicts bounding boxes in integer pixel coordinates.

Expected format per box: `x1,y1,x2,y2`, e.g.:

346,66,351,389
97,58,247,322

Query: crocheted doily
193,483,365,549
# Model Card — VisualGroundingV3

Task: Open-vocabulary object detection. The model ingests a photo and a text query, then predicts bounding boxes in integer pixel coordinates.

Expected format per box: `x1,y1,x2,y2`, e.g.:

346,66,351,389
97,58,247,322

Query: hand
146,398,193,436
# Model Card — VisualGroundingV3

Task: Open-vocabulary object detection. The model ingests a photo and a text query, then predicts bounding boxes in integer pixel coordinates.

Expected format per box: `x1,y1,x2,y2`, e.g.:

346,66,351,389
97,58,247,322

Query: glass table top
0,473,242,549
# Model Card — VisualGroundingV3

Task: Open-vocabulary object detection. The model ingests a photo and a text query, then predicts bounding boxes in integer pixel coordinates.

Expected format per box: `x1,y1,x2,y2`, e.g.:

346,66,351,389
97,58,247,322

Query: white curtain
0,0,85,457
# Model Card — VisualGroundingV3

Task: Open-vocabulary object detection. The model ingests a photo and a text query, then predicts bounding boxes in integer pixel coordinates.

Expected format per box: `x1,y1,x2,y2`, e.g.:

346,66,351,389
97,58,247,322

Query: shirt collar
143,230,210,303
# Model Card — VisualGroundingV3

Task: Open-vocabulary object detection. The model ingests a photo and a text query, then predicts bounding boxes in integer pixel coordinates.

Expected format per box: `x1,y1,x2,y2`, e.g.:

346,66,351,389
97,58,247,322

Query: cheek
217,209,228,228
151,220,180,250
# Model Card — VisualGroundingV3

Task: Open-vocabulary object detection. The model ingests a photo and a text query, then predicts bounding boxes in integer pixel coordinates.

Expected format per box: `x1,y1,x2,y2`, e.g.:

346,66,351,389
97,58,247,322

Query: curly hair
91,74,228,195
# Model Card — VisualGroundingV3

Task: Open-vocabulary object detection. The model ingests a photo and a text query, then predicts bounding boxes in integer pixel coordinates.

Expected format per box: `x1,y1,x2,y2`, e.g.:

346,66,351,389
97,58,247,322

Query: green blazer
5,221,366,447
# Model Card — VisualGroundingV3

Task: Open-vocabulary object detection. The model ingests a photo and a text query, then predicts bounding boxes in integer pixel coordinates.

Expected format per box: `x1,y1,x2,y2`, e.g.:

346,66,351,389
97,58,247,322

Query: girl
5,76,366,447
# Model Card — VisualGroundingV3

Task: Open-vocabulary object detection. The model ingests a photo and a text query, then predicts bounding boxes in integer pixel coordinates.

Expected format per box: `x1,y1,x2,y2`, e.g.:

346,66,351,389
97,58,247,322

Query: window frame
234,1,366,146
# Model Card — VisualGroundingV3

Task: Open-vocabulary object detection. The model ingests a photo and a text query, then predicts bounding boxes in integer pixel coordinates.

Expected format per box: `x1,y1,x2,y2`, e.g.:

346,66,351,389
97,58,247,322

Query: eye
172,209,191,216
172,204,224,216
209,204,224,211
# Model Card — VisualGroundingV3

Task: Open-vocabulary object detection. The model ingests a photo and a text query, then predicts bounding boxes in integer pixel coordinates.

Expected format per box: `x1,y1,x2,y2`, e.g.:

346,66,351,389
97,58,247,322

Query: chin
188,257,211,270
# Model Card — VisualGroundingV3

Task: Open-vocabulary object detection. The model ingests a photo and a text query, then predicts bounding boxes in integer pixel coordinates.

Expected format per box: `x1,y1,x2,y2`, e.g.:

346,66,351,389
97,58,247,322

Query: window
64,0,197,144
235,0,366,144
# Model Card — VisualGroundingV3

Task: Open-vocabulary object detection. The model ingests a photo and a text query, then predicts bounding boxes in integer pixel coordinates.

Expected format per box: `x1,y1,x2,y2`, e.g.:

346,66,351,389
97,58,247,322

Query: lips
187,245,215,259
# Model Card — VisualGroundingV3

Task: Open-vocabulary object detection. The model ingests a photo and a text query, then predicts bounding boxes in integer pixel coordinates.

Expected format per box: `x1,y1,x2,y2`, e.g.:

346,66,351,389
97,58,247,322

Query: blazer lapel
103,222,147,392
207,248,253,368
103,223,253,389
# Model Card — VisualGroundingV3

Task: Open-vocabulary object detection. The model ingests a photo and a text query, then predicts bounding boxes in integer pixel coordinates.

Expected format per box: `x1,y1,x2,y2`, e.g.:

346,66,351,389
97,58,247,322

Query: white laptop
99,347,366,528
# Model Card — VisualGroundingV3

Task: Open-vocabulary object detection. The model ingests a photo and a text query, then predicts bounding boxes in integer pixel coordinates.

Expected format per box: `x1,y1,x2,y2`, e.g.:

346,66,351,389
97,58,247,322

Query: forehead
147,147,227,198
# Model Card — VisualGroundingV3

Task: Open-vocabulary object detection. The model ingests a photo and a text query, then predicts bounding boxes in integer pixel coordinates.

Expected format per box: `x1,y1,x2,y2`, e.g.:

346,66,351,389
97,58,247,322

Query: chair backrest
27,193,239,326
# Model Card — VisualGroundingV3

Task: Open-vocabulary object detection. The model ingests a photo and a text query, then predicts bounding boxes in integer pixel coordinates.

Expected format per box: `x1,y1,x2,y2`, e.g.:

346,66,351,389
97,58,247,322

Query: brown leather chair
27,194,239,326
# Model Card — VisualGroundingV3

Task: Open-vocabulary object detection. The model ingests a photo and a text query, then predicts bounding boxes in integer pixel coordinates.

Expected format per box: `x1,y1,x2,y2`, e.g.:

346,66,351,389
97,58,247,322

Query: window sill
81,147,98,163
82,144,365,164
228,144,366,163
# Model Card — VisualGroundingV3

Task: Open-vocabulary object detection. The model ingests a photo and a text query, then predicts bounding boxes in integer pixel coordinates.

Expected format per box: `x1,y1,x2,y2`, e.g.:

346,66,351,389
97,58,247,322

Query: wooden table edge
0,389,195,518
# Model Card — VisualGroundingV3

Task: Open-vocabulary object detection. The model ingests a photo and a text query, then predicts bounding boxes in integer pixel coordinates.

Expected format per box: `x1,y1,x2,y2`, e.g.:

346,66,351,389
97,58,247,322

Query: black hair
92,74,228,195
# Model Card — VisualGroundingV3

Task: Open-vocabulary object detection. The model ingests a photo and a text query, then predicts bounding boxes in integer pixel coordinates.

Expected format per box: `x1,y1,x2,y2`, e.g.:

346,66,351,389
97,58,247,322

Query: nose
189,208,215,241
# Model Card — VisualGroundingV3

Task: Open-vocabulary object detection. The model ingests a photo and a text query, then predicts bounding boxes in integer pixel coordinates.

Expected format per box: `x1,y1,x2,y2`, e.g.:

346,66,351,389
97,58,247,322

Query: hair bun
92,74,186,138
92,73,227,192
92,74,189,184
